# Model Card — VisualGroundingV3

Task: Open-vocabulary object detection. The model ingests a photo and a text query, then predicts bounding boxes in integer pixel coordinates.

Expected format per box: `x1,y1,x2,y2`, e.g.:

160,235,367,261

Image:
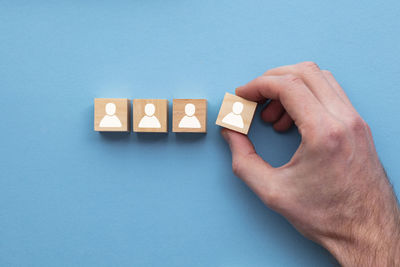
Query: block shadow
99,131,131,142
174,132,207,144
134,132,169,143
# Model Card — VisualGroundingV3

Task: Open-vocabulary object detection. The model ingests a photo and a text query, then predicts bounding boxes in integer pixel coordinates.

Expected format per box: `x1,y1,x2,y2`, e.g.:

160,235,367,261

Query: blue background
1,1,399,266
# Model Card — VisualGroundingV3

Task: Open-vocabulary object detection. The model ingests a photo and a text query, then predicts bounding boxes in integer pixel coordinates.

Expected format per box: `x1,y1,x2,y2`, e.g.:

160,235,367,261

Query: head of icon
185,103,196,116
232,102,243,115
105,103,116,115
144,103,156,116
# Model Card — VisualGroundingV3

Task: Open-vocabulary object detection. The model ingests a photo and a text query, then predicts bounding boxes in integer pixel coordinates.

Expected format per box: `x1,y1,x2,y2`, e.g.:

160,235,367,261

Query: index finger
236,75,328,130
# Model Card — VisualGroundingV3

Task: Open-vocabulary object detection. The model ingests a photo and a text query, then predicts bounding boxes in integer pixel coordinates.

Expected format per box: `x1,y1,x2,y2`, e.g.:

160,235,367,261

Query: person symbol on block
179,103,201,128
99,102,122,128
222,101,244,128
139,103,161,128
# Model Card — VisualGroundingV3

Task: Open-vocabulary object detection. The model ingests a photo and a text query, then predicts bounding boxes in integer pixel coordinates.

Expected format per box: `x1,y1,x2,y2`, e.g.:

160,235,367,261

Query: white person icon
99,102,122,128
172,99,207,133
178,103,201,128
216,92,257,135
138,103,161,128
222,101,244,128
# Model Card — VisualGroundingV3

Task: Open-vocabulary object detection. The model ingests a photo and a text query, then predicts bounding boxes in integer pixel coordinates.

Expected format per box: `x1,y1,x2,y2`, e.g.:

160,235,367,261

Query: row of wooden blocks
94,93,258,134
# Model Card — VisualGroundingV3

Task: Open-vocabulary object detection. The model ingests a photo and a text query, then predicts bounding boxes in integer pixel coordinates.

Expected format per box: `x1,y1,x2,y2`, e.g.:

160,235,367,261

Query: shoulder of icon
94,92,258,135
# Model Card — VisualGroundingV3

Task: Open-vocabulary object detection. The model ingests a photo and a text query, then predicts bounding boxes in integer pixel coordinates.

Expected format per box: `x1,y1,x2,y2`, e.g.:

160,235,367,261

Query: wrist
323,225,400,266
321,201,400,266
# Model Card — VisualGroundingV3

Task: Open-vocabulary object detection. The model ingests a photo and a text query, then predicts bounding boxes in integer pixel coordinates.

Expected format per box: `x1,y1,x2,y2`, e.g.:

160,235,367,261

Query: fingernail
235,87,243,95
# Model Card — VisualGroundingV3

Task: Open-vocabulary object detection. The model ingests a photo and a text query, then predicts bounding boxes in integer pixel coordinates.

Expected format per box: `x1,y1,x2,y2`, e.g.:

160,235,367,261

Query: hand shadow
250,106,301,167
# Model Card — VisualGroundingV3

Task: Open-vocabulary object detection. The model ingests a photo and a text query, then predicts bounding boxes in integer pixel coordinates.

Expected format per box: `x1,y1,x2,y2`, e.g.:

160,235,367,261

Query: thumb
221,128,277,195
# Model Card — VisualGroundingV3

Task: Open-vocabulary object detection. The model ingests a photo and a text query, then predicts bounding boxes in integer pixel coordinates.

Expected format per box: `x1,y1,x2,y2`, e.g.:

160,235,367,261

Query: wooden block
133,99,168,132
216,93,257,135
172,99,207,133
94,98,130,132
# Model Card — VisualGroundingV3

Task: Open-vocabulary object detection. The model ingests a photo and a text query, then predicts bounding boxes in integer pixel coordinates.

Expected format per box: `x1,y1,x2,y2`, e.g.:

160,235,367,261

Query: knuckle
328,125,346,139
348,116,367,134
322,70,333,77
282,74,303,86
263,188,281,209
319,123,347,151
297,61,320,73
232,158,244,176
364,121,372,136
279,75,304,101
263,69,273,76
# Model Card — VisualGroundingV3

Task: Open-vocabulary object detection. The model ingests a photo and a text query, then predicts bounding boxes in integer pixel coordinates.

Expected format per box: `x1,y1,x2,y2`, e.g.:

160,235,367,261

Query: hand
221,62,400,266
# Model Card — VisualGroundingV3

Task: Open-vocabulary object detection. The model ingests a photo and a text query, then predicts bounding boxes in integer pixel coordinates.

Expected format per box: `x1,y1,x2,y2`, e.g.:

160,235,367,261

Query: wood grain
215,93,257,135
94,98,130,132
172,99,207,133
133,99,168,133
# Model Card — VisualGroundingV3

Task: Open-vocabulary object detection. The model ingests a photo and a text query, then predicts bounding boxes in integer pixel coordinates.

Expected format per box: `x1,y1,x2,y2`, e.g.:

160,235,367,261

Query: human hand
221,62,400,266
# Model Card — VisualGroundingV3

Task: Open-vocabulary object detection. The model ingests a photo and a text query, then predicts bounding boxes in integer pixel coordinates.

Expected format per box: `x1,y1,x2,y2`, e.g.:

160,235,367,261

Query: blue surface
1,1,399,266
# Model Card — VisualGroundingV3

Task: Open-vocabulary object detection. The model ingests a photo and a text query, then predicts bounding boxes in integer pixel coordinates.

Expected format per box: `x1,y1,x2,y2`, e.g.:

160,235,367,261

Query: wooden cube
216,92,257,135
94,98,130,132
172,99,207,133
133,99,168,133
